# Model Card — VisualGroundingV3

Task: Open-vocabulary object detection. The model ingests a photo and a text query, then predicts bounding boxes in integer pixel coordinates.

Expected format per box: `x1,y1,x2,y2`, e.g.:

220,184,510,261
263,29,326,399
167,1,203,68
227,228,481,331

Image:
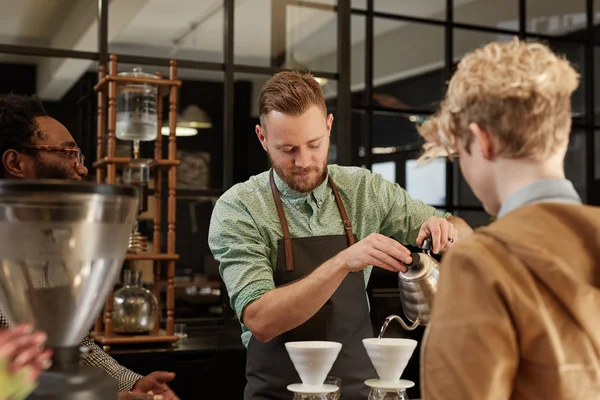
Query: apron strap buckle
343,219,352,230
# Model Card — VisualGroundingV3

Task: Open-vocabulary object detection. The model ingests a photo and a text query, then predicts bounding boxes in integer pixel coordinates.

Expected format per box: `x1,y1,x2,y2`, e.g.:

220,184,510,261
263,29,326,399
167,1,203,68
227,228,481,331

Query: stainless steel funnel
0,179,138,347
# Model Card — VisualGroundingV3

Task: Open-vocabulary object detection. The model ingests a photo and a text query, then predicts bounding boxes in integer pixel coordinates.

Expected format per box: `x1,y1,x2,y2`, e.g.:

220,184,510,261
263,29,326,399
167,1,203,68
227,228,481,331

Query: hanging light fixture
161,104,212,136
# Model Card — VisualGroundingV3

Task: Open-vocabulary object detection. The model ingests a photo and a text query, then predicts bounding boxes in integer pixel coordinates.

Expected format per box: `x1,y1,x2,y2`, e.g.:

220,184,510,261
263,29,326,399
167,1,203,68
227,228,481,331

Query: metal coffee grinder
0,180,138,399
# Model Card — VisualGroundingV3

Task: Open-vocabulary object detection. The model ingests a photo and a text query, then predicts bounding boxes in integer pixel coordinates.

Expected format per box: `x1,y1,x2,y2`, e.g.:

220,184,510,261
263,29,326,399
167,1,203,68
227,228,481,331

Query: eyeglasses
23,144,85,166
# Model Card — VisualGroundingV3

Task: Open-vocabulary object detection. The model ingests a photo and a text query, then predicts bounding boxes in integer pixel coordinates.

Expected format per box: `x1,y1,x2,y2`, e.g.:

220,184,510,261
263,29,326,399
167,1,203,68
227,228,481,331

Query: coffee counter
107,324,246,399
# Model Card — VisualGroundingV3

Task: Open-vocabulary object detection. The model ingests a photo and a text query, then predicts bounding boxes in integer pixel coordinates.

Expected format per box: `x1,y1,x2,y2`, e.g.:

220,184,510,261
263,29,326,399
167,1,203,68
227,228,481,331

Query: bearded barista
208,71,473,400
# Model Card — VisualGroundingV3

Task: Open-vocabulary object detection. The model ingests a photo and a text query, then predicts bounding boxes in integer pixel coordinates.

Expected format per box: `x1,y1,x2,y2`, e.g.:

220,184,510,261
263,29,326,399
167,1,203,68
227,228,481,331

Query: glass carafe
122,158,153,253
112,269,159,334
368,388,409,400
293,394,329,400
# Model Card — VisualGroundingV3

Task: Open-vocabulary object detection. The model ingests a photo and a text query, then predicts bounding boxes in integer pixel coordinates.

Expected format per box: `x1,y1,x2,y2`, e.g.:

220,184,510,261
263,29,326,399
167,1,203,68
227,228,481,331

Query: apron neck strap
270,169,294,271
269,169,356,272
329,177,355,246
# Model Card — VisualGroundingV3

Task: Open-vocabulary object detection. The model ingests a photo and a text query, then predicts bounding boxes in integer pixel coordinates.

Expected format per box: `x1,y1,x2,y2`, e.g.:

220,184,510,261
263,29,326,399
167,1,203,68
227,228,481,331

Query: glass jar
122,158,153,214
116,67,160,142
324,376,341,400
112,269,159,334
293,394,329,400
367,388,409,400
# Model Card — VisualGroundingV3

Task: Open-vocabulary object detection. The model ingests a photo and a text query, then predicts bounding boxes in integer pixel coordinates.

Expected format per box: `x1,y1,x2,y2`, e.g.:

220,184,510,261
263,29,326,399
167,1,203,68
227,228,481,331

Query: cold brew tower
91,54,181,346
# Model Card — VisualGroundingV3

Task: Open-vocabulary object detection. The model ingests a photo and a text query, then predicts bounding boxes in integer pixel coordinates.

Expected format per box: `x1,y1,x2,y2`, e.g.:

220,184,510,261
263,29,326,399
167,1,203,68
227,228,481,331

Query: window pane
230,0,337,72
373,21,445,112
372,113,428,150
406,158,446,206
527,0,587,37
372,161,396,183
565,131,587,201
111,1,222,62
595,47,600,126
375,0,446,21
454,0,519,30
1,0,97,52
456,163,483,208
454,28,514,60
285,2,338,74
595,131,600,180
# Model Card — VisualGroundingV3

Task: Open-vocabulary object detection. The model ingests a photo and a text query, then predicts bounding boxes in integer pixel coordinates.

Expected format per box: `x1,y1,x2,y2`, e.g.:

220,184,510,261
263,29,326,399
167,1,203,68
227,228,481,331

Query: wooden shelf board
91,329,179,345
125,253,179,261
93,157,180,169
94,75,182,92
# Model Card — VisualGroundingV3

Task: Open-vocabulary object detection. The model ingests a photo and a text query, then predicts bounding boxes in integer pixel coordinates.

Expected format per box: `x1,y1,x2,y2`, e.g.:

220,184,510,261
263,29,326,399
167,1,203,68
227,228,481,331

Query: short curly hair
417,37,580,164
0,93,49,160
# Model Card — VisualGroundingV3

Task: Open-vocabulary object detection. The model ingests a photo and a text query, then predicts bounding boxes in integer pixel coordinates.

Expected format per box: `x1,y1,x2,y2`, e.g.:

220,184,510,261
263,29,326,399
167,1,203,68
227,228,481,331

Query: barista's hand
132,371,179,400
0,323,52,381
335,233,412,273
416,216,459,254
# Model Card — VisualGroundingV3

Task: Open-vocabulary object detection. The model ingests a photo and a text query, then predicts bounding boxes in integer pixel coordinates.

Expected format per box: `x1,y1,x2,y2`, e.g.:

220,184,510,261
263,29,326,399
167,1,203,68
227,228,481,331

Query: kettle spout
378,314,421,338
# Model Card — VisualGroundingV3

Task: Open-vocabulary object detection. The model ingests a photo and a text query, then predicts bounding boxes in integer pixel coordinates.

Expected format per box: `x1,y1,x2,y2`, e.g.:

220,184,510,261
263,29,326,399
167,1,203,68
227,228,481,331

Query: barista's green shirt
208,165,450,347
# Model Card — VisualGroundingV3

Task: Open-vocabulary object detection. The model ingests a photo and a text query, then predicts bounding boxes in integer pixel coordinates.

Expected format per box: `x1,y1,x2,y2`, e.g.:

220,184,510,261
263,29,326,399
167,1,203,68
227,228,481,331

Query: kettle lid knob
405,252,421,269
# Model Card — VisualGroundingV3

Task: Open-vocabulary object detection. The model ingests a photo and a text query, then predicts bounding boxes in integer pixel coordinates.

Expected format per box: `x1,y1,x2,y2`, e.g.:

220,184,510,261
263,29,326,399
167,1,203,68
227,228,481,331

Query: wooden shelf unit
92,54,182,347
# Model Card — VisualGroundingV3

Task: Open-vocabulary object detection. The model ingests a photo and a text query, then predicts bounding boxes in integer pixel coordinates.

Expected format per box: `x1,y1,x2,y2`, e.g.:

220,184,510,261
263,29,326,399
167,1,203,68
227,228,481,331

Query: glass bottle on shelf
112,269,159,334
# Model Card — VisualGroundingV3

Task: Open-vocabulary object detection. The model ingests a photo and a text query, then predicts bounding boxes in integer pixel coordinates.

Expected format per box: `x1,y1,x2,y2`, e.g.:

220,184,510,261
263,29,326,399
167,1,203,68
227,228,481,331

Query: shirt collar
272,168,330,205
497,178,582,218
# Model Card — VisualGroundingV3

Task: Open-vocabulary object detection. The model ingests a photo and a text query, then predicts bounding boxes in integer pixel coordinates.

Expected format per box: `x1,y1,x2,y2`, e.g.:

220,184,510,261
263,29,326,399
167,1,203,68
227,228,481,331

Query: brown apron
243,169,377,400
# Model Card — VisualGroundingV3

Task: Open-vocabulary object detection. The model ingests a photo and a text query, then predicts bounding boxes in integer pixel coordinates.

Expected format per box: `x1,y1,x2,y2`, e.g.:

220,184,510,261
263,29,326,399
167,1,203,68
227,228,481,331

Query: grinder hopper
0,180,138,399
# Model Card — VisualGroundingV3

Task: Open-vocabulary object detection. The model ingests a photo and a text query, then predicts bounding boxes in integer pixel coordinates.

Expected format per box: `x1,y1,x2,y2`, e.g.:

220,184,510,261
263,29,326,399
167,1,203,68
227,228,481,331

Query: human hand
132,371,179,400
0,324,52,400
416,216,459,254
0,323,52,380
335,233,412,273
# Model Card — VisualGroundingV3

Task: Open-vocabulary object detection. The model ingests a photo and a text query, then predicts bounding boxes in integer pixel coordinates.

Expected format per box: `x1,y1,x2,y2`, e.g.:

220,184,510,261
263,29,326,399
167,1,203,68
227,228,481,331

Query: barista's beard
269,152,329,193
34,159,74,180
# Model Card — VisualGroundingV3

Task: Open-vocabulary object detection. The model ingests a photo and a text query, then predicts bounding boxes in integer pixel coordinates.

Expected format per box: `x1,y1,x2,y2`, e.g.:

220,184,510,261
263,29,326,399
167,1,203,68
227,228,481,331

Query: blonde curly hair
417,37,580,165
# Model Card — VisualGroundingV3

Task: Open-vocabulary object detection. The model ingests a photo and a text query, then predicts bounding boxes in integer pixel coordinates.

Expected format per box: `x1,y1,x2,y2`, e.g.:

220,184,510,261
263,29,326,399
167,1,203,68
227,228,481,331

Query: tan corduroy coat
421,203,600,400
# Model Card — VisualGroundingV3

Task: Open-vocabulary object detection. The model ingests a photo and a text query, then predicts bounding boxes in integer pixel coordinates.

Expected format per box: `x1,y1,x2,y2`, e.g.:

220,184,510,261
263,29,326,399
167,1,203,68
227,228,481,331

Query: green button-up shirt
208,164,450,347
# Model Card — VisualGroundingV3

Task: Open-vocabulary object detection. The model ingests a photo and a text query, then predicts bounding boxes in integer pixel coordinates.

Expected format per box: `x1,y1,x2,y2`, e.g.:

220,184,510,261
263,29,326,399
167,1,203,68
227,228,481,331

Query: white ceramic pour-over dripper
363,338,418,389
285,341,342,394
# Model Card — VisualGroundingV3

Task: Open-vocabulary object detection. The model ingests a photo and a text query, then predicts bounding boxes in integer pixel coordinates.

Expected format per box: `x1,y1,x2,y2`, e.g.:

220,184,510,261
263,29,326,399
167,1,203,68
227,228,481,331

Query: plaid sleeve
80,334,144,392
1,308,143,392
0,310,7,329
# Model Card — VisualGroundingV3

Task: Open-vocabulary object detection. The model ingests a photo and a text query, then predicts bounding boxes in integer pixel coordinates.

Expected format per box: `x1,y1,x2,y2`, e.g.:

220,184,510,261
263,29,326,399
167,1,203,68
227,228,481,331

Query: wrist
330,253,350,275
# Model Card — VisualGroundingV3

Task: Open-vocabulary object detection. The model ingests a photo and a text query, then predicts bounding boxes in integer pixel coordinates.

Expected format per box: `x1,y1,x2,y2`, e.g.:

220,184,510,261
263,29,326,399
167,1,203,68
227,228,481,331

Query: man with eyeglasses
0,93,179,400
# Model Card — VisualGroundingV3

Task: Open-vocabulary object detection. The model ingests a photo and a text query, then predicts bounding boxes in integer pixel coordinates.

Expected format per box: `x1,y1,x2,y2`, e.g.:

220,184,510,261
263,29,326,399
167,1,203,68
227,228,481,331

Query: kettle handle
422,237,432,255
422,238,432,250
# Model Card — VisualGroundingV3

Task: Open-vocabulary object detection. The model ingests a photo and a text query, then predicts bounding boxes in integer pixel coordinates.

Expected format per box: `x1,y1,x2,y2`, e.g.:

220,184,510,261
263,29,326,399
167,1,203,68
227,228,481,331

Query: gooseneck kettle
392,238,441,331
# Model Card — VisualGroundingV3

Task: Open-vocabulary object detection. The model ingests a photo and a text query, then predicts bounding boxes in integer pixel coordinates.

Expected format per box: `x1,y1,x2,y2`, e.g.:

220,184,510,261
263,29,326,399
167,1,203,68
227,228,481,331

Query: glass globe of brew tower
116,67,159,254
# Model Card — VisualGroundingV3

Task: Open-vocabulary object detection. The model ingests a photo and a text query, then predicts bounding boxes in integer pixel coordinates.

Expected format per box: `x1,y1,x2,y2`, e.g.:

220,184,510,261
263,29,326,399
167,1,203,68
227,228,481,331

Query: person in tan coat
416,38,600,399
